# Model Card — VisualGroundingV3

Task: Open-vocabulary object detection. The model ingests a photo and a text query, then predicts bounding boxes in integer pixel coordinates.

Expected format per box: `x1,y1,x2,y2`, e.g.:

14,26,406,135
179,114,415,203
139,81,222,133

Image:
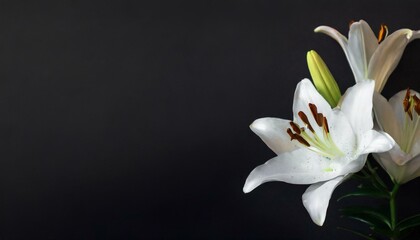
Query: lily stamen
309,103,325,127
402,88,420,153
378,24,388,43
298,111,315,133
289,121,301,134
287,103,344,158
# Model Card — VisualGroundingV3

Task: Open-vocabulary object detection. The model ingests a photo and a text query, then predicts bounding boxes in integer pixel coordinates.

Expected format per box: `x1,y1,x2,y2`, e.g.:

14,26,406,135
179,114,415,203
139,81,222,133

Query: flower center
401,88,420,153
286,103,344,159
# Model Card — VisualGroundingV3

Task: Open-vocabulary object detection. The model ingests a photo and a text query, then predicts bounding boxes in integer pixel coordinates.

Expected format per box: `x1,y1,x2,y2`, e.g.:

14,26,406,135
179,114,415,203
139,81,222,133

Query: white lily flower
243,79,394,226
373,89,420,183
315,20,420,92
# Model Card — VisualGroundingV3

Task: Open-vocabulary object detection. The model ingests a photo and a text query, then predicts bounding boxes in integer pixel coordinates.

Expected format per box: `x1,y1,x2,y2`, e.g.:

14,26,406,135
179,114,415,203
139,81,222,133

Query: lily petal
243,148,338,193
374,148,420,183
355,20,378,65
368,29,420,92
316,21,420,93
358,130,395,155
314,26,348,51
315,26,359,80
315,21,378,84
292,79,332,137
340,154,367,176
347,20,378,82
373,92,401,143
410,30,420,42
250,118,298,154
388,90,420,157
340,80,375,134
388,90,409,129
327,110,357,157
302,175,346,226
404,154,420,183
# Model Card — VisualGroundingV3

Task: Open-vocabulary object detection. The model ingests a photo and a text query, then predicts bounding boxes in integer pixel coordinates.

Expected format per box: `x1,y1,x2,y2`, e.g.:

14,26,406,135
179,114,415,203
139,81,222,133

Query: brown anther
349,20,355,28
294,134,310,147
309,103,324,127
289,122,301,134
298,111,315,133
403,88,411,111
308,103,318,118
378,24,388,43
309,103,318,120
287,128,295,140
287,128,310,146
414,95,420,115
323,117,330,133
404,88,413,120
316,113,324,127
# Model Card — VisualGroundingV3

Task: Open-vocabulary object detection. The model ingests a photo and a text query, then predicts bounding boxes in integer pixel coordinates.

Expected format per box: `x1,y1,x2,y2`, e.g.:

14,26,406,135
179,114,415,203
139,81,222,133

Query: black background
0,0,420,239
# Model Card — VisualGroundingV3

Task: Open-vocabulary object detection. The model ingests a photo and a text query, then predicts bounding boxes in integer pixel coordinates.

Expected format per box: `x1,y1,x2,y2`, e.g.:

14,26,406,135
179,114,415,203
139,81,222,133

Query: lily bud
307,50,341,107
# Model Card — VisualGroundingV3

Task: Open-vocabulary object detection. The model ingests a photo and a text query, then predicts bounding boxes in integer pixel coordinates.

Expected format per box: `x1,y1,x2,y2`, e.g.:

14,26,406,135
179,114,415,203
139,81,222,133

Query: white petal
328,109,357,157
373,92,402,143
315,21,378,84
302,176,346,226
314,25,348,51
358,130,395,155
388,90,409,128
368,29,420,92
373,148,405,183
411,129,420,158
403,154,420,183
243,149,339,193
410,30,420,43
293,79,332,115
292,79,333,137
388,90,420,156
340,80,375,134
340,154,368,176
347,21,378,82
315,25,364,83
250,118,298,154
374,147,420,183
357,20,379,64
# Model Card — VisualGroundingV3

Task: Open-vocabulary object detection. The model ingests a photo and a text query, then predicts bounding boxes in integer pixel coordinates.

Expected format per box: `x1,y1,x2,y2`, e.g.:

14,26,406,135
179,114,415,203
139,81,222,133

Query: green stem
390,182,400,239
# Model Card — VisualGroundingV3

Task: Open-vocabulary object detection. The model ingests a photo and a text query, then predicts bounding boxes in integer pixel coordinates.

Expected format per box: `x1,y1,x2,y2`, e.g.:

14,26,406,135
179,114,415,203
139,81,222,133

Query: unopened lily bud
307,50,342,107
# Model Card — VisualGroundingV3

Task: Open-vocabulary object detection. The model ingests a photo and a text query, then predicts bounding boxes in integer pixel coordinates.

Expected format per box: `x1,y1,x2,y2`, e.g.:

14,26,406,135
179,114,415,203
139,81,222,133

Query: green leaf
370,226,394,238
337,227,376,240
350,173,370,180
366,161,388,191
397,213,420,231
399,228,417,240
338,186,389,201
341,206,391,229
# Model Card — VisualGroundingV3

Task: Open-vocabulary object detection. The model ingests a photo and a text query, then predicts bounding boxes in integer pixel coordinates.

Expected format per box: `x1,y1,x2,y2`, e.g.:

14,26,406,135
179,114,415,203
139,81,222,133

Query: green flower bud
307,50,342,107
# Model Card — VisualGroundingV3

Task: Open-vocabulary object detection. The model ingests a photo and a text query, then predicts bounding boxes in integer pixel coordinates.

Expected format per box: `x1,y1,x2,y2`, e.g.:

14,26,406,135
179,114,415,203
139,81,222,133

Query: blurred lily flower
243,79,394,226
373,89,420,183
315,20,420,92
